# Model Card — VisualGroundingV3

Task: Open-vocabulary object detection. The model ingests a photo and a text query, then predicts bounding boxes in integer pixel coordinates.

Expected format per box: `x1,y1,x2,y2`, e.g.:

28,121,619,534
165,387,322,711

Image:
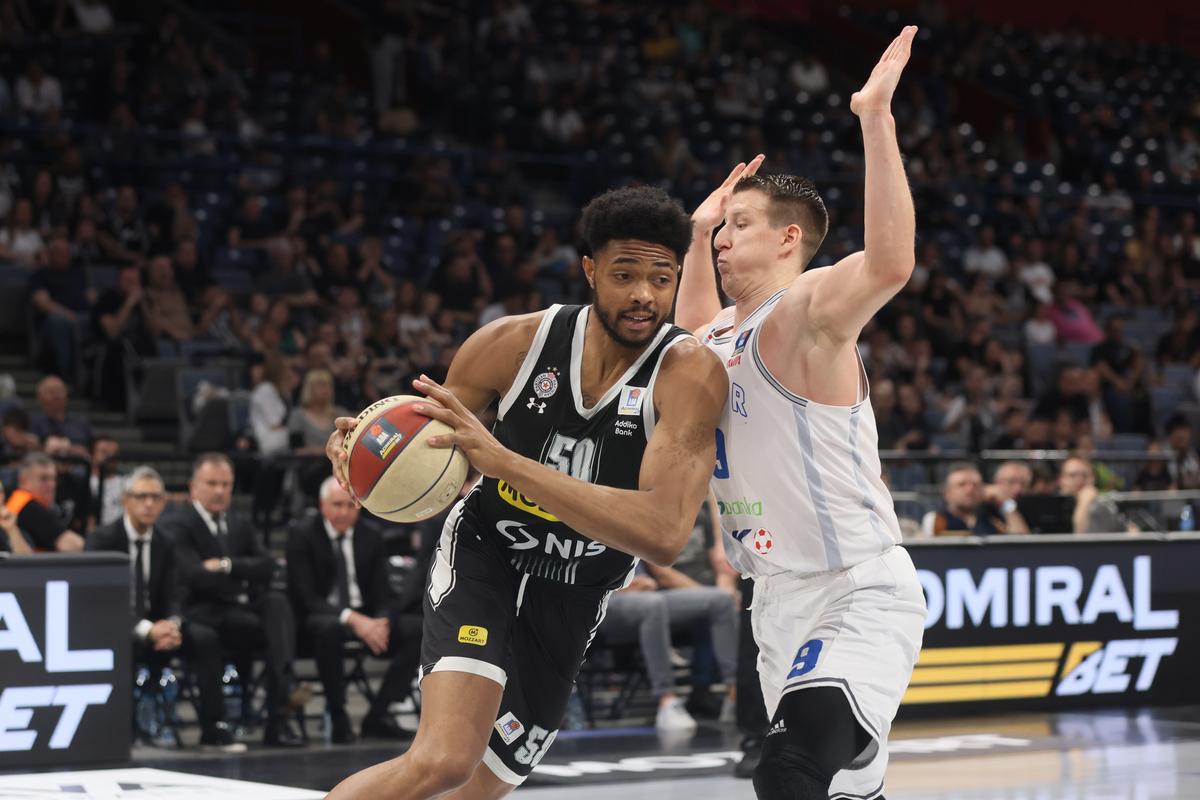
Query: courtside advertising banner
0,553,131,767
902,535,1199,715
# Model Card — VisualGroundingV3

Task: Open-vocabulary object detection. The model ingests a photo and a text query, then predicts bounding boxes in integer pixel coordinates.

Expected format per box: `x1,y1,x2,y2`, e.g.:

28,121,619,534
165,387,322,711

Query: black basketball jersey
461,304,692,590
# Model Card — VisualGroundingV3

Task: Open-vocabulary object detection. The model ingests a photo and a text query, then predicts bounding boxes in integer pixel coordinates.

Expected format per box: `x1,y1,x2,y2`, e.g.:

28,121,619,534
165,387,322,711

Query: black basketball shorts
419,506,615,785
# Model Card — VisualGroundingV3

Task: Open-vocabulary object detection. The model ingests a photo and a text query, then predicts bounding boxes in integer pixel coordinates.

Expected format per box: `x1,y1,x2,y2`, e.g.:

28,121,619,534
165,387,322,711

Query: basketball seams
354,417,434,501
375,444,462,516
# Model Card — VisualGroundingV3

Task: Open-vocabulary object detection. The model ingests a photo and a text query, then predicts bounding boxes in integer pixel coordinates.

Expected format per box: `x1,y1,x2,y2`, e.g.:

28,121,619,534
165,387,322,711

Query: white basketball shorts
752,545,927,800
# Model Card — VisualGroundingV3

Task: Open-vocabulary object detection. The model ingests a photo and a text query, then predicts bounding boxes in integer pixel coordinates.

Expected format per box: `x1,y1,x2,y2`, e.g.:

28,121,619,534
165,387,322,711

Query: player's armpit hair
580,185,694,263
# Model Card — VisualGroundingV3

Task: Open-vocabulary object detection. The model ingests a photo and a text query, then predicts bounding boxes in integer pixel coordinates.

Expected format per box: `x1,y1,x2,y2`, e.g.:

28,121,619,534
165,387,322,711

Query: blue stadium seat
89,266,118,290
214,247,265,272
1162,365,1194,389
1110,433,1150,452
212,269,255,295
1064,341,1093,368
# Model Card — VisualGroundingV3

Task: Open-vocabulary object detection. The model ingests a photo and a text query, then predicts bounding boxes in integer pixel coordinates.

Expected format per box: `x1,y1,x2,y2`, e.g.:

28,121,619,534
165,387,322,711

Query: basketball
341,395,469,523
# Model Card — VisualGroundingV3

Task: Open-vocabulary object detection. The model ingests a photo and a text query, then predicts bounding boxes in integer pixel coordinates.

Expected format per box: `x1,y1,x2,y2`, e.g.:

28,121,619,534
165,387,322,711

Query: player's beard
592,295,663,349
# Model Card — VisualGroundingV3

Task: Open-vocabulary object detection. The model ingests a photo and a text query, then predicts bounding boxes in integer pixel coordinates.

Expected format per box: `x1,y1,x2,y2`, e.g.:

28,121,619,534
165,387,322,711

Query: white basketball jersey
702,289,901,578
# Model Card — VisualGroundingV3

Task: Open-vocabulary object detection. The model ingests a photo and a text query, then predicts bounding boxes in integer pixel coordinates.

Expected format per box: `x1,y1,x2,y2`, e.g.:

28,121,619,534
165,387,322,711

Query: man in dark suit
161,452,311,747
287,476,420,743
85,466,244,751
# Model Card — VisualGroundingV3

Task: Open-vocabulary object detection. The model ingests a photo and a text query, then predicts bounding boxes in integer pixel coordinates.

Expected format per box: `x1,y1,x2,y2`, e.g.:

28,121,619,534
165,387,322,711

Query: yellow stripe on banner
909,661,1060,685
916,643,1065,666
902,680,1054,704
1059,641,1103,679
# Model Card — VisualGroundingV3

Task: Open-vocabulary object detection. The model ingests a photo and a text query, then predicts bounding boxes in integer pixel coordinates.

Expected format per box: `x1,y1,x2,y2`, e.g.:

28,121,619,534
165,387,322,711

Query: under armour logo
527,398,546,414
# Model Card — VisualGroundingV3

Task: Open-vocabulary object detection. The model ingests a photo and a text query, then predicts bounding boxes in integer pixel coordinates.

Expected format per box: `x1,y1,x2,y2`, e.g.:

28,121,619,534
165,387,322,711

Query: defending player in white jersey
675,28,927,800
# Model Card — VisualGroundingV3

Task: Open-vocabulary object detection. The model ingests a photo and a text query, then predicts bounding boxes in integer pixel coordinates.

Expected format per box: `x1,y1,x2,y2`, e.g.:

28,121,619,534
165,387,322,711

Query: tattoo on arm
512,350,527,378
582,391,597,409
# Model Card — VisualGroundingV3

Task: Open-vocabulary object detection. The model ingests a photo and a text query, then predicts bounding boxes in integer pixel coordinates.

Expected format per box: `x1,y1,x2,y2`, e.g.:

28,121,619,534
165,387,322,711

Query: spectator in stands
1102,256,1147,309
1033,366,1088,423
0,485,33,554
355,236,395,311
88,435,122,529
144,182,190,255
891,383,932,451
30,375,92,456
1156,309,1200,368
86,466,243,751
98,185,150,265
600,558,740,732
227,195,274,248
288,368,345,497
286,478,420,743
1024,301,1057,346
303,338,362,412
314,241,361,304
173,238,213,304
963,224,1008,280
1164,414,1200,491
15,59,62,117
59,0,115,36
424,253,492,327
144,255,196,342
655,499,740,720
990,407,1027,450
0,198,45,266
254,300,305,358
259,237,320,309
1134,442,1173,492
1046,280,1103,343
920,270,964,354
942,364,997,452
987,461,1033,534
249,353,295,458
1079,368,1114,442
533,227,581,282
921,463,1005,536
1060,455,1135,533
162,453,312,747
29,238,92,379
5,452,84,551
43,435,89,533
1018,239,1055,305
92,265,155,411
1090,316,1148,434
788,52,829,94
0,407,37,464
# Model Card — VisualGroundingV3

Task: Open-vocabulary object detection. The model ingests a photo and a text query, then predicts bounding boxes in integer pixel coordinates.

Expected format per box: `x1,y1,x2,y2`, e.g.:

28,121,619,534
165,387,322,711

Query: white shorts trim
422,656,507,688
482,746,527,786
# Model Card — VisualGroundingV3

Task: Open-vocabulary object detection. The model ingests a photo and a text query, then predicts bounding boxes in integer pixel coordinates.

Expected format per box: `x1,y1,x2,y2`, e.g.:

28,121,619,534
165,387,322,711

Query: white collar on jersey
568,306,672,420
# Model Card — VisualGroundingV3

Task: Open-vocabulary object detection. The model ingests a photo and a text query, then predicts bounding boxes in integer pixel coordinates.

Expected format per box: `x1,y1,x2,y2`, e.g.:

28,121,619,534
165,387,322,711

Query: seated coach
85,466,243,751
286,477,420,743
161,452,311,747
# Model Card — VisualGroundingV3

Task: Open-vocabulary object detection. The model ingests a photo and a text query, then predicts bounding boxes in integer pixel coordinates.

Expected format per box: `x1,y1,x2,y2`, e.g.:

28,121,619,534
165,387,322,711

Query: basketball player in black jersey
324,186,727,800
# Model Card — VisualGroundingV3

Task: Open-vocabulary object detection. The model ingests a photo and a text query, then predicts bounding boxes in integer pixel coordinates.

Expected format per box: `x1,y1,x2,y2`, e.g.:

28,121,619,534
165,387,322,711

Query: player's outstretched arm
416,341,728,566
324,311,544,498
677,156,764,336
804,26,918,344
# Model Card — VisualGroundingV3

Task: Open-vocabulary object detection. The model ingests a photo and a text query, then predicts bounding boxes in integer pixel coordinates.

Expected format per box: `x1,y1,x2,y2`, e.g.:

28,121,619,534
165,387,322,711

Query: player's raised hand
850,25,917,118
692,154,766,231
413,375,511,478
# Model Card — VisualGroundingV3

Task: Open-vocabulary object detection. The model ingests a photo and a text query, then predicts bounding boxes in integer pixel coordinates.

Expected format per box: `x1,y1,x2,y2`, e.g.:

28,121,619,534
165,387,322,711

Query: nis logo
914,556,1179,698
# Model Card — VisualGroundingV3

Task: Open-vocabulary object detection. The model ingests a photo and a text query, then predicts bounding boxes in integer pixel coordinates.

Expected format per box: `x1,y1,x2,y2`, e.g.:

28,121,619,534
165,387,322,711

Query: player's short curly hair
580,185,694,264
733,173,829,265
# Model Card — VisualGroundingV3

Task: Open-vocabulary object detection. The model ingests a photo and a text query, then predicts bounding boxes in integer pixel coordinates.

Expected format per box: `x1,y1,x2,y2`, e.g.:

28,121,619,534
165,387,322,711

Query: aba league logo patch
618,385,645,416
533,370,559,399
360,418,405,460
